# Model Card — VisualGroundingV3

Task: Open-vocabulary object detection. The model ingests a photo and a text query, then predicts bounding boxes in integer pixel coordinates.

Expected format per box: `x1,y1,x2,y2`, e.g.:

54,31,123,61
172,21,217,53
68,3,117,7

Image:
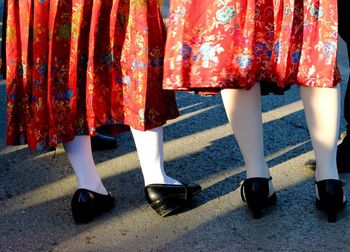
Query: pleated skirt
163,0,341,95
5,0,178,150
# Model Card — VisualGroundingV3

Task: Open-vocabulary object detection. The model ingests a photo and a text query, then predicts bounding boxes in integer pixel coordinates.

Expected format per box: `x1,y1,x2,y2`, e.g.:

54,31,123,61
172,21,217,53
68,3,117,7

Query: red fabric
163,0,341,95
5,0,179,150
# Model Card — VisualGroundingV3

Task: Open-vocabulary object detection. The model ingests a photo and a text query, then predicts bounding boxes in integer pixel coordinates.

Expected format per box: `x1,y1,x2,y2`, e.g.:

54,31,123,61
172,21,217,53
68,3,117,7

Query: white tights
221,83,340,182
221,84,270,179
63,136,108,195
131,127,180,186
63,127,179,194
300,85,340,181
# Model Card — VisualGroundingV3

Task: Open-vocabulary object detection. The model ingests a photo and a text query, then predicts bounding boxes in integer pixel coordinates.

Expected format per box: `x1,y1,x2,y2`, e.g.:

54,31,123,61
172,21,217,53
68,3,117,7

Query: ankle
315,174,339,182
246,164,270,179
144,175,181,186
164,176,181,185
315,164,339,182
78,180,108,195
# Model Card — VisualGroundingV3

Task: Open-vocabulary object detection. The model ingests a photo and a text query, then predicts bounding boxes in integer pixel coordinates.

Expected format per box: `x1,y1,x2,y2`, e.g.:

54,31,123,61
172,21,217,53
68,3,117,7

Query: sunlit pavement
1,3,350,252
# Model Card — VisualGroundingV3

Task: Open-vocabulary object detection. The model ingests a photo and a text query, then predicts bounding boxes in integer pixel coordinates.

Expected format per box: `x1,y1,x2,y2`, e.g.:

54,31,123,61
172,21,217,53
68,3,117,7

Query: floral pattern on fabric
5,0,179,150
163,0,341,95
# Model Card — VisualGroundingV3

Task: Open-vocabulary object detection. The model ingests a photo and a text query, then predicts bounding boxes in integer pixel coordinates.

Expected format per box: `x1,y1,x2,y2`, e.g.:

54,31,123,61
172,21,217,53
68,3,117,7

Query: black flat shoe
241,177,277,219
71,189,115,224
144,183,202,217
316,179,347,223
91,133,118,151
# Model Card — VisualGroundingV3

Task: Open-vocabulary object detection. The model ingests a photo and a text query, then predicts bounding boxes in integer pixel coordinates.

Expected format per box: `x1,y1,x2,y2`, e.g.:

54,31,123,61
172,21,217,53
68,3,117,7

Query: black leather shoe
241,177,277,219
316,179,347,222
91,133,118,151
337,130,350,173
71,189,115,224
144,183,202,217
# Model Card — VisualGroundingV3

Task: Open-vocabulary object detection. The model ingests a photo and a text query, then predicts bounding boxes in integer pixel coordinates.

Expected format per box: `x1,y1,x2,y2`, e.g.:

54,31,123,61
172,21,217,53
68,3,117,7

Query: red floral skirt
5,0,179,150
163,0,341,95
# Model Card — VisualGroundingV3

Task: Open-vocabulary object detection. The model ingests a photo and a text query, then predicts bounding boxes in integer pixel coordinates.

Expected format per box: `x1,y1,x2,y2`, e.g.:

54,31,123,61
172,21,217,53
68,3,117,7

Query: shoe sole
150,199,185,217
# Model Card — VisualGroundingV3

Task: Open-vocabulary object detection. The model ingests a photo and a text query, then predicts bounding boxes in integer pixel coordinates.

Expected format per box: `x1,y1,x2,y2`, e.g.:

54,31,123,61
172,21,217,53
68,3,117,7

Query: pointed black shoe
71,189,115,224
144,183,202,217
91,133,118,151
316,179,347,223
241,177,277,219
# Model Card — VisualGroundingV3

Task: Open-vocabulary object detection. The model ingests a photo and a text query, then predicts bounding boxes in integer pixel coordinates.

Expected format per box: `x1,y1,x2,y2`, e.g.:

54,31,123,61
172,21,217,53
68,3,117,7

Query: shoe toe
144,183,201,217
184,183,202,199
71,189,115,224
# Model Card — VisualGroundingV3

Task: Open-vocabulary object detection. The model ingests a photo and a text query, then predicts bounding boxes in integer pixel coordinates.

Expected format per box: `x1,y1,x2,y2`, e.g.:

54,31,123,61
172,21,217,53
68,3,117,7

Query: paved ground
1,3,350,252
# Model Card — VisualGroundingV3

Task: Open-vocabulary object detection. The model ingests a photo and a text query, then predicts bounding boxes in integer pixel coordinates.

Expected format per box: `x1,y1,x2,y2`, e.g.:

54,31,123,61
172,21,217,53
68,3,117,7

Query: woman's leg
63,135,108,195
221,84,270,178
131,126,201,217
64,136,115,223
221,84,275,218
301,85,347,222
300,86,340,181
130,127,181,186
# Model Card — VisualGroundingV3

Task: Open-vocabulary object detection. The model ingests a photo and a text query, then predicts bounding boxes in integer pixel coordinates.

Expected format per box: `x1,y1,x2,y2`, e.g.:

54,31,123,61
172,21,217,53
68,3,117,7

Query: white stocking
221,84,270,179
300,85,340,181
63,135,108,195
131,127,181,186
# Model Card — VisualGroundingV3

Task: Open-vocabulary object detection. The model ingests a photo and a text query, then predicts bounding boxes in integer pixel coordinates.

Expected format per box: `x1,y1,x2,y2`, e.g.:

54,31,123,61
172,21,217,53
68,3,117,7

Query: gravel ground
1,2,350,251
